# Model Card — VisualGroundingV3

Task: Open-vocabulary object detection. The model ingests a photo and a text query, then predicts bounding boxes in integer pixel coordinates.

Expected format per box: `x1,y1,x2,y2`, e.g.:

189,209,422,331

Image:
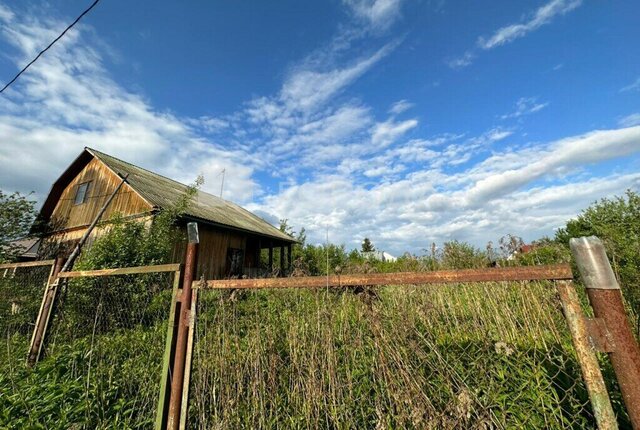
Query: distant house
506,244,537,261
362,250,397,262
6,237,40,261
30,147,296,279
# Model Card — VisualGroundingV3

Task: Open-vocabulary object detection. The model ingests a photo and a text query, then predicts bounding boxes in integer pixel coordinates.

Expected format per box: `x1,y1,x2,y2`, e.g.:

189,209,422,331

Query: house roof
36,148,295,244
6,237,40,259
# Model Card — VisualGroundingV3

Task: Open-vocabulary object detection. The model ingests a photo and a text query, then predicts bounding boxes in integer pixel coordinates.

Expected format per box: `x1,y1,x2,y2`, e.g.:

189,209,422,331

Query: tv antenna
219,168,225,198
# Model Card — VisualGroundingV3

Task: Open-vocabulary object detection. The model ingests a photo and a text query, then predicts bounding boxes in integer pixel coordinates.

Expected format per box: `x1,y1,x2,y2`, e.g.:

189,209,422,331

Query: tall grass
2,273,631,428
189,282,597,429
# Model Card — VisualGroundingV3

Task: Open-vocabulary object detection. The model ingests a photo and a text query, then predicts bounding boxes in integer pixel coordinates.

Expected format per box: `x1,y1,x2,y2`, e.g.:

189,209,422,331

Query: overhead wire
0,0,102,94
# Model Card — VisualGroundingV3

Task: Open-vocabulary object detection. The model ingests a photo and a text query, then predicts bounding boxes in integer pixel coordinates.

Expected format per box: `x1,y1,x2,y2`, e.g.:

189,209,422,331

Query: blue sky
1,0,639,254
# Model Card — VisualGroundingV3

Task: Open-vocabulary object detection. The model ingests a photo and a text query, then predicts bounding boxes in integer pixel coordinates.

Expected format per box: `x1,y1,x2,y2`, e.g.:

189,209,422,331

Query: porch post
280,246,285,275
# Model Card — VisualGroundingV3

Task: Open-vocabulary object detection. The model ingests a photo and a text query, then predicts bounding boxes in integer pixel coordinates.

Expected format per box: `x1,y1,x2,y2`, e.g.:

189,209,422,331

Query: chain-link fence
187,281,621,429
1,269,177,429
1,262,632,429
0,262,53,368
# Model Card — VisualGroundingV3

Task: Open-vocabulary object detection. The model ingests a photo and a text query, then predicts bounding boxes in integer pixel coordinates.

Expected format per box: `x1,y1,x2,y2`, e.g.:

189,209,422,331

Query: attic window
74,181,92,205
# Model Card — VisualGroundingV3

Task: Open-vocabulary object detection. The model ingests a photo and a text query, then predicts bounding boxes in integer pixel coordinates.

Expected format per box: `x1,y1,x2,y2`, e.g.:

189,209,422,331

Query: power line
0,0,102,94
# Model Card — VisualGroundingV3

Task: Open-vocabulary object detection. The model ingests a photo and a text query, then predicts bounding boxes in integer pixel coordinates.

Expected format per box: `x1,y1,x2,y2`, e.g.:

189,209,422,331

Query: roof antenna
219,168,225,198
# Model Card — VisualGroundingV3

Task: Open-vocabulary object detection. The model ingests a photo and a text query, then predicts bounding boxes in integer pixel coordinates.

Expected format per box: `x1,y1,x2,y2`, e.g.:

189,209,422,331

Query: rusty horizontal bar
0,259,55,270
202,264,573,290
58,263,181,278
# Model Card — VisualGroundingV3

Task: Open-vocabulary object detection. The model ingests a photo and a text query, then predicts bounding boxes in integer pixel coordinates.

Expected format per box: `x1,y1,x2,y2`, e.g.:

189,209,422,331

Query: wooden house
32,148,296,279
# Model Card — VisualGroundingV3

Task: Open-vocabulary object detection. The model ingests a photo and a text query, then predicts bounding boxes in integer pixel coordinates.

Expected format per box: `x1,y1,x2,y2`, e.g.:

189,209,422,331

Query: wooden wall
50,158,152,231
172,224,251,280
43,216,154,258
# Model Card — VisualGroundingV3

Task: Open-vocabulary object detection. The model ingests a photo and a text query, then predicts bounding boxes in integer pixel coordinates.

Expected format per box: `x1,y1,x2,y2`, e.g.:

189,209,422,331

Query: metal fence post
167,222,199,430
556,280,618,429
570,236,640,429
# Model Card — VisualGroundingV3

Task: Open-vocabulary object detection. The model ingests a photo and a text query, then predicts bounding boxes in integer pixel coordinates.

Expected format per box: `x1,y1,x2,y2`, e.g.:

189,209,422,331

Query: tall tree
279,218,294,236
361,237,375,253
0,191,36,262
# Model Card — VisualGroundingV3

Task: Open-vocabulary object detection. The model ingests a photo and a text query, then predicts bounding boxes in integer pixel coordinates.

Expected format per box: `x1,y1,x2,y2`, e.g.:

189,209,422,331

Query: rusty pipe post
571,236,640,429
167,222,199,430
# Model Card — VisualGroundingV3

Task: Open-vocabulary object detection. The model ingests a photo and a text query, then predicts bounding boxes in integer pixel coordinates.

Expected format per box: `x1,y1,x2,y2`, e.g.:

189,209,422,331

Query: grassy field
1,278,631,429
189,281,617,429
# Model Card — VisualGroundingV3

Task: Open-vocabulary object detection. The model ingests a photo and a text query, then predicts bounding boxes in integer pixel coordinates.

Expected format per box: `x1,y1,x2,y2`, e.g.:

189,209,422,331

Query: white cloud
256,126,640,253
187,116,230,134
279,42,395,114
343,0,403,30
237,36,402,175
0,4,14,22
620,77,640,93
370,117,418,149
618,113,640,128
446,51,475,69
501,97,549,120
476,127,513,143
478,0,582,50
448,0,582,69
388,99,413,115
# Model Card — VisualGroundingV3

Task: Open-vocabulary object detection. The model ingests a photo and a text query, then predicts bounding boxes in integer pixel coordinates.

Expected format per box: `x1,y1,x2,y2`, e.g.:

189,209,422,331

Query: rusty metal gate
157,232,640,429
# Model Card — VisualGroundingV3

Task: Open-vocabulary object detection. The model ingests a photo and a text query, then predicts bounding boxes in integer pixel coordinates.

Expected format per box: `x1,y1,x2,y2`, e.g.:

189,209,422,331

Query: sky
0,0,639,255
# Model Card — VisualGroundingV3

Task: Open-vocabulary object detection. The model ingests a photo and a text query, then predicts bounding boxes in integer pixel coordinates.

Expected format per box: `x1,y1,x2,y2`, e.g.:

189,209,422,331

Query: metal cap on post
570,236,620,290
187,222,199,245
570,236,640,429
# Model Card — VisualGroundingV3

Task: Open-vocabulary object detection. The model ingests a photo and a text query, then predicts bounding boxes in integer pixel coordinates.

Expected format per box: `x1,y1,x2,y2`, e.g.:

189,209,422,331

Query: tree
0,191,36,262
279,218,294,236
441,240,487,269
498,234,524,259
361,237,375,253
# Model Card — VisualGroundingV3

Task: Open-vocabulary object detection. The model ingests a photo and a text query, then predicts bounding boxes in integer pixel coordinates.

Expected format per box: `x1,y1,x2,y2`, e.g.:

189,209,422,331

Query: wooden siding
172,224,266,280
49,158,152,231
43,216,154,258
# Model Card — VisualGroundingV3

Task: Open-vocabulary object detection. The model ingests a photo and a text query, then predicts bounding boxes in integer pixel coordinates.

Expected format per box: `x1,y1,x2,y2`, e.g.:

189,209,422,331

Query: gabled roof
36,148,295,243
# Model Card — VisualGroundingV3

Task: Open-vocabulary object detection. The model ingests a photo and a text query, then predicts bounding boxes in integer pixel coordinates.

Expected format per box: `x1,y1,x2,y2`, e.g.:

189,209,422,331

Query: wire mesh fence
1,270,176,429
1,262,632,429
0,262,53,368
188,281,613,429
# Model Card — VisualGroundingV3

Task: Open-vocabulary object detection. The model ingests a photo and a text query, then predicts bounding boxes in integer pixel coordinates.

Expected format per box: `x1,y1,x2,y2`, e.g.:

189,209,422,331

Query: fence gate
160,257,638,429
1,262,181,429
0,260,54,372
